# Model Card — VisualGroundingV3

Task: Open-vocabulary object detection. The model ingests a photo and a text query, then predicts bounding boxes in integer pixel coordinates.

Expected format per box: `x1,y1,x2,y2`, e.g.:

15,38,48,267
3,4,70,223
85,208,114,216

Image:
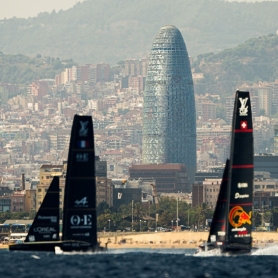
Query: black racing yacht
10,115,106,253
197,90,254,255
222,90,254,255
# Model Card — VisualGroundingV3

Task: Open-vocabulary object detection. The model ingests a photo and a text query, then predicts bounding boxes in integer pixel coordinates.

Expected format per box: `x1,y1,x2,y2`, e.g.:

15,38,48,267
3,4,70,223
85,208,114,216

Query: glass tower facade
142,25,196,183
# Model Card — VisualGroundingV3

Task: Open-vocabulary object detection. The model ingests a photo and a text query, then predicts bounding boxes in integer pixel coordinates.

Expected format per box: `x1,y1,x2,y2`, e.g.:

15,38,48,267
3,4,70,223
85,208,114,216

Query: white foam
251,244,278,256
194,248,222,257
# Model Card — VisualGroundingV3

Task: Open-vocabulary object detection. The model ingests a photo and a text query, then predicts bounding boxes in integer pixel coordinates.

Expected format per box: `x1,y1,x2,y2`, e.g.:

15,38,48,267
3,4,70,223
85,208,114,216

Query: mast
25,176,60,242
225,90,253,249
208,159,229,244
62,115,97,245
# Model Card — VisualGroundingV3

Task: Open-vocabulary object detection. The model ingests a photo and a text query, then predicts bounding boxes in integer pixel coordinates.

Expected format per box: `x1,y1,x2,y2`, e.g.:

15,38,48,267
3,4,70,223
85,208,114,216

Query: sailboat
10,115,106,252
222,90,254,255
197,90,253,255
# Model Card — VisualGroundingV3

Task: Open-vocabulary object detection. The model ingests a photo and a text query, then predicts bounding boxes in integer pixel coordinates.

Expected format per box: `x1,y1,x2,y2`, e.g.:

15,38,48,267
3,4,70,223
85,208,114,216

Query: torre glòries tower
142,25,196,183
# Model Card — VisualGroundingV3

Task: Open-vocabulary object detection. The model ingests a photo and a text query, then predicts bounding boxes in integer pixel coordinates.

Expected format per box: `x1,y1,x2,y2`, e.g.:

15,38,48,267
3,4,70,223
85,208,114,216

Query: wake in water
252,244,278,255
194,244,278,257
55,247,194,256
194,248,222,257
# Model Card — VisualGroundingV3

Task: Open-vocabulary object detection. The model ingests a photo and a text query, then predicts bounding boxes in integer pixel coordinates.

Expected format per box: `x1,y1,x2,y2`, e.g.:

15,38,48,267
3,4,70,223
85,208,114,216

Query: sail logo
70,214,92,226
118,192,122,199
33,227,57,233
229,206,252,228
237,183,248,188
231,227,246,232
235,192,249,199
79,121,89,137
75,197,88,207
76,153,89,162
239,97,248,116
240,121,248,130
77,140,89,148
38,215,57,223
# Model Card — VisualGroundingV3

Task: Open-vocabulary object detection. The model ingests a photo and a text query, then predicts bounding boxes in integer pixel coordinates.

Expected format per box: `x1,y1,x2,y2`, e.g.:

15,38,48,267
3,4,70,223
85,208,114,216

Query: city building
192,179,222,208
254,154,278,179
113,187,141,208
96,177,113,207
110,178,153,209
142,25,196,183
129,163,190,193
192,182,203,207
195,169,224,182
195,95,217,121
274,125,278,155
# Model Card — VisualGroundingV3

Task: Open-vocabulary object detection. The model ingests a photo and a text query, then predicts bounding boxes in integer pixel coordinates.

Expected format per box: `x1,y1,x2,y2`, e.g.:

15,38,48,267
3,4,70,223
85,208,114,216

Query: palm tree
195,203,212,230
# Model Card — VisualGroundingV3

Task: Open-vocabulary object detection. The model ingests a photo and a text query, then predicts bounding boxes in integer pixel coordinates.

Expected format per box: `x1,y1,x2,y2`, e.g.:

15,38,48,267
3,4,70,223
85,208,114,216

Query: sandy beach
99,231,278,249
1,231,277,250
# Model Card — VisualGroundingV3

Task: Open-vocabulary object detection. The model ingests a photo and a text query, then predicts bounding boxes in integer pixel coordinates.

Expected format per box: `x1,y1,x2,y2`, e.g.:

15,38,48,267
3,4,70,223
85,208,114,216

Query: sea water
1,246,278,278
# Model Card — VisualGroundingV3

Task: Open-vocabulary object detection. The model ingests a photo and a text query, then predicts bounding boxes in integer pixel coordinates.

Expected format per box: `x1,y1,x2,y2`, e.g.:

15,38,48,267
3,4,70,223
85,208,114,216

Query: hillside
193,33,278,98
0,52,76,84
1,0,278,64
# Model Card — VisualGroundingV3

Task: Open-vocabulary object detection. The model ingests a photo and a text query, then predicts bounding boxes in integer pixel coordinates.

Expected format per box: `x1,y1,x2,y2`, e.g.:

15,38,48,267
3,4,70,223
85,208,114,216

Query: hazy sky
0,0,85,20
0,0,277,20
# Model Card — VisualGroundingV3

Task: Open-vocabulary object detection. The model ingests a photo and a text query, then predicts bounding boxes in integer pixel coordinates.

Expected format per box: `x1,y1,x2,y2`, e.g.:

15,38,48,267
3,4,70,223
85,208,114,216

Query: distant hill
0,52,76,84
1,0,278,64
193,33,278,98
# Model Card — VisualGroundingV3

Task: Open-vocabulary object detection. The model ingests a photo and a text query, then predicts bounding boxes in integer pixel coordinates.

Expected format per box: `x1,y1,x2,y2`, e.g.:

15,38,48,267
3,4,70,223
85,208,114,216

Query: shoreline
1,231,277,250
99,231,278,249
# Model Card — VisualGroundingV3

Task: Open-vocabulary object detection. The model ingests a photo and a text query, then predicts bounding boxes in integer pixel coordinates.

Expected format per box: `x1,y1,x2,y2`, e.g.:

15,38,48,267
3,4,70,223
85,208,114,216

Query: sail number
70,214,92,226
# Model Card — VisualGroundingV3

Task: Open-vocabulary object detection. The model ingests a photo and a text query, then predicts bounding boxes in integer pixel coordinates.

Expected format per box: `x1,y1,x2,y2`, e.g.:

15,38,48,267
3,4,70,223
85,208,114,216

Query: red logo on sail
240,121,247,129
229,206,252,228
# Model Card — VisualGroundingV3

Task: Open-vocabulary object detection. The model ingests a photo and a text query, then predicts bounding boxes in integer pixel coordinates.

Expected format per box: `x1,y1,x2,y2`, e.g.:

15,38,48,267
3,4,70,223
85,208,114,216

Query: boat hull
221,244,251,255
9,240,106,253
196,242,252,256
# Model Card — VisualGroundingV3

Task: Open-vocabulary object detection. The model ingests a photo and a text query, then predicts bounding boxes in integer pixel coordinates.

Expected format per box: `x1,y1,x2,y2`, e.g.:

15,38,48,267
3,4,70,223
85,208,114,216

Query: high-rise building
142,25,196,183
274,125,278,155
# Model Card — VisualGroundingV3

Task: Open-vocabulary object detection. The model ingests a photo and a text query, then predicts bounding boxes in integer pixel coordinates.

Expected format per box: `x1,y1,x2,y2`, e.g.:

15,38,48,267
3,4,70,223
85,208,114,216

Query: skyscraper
142,25,196,183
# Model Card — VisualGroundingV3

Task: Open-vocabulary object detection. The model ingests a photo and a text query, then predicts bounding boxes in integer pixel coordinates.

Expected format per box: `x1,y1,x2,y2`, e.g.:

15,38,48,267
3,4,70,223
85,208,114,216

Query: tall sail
225,90,253,250
25,176,60,242
62,115,97,246
208,159,229,244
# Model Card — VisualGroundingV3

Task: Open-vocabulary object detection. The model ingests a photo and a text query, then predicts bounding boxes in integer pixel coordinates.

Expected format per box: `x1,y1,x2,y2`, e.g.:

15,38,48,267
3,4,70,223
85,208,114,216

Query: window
38,189,42,192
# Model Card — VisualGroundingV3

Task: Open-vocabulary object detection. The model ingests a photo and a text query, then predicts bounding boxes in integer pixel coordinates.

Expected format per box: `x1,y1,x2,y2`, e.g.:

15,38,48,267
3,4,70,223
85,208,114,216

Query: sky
0,0,85,20
0,0,277,20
